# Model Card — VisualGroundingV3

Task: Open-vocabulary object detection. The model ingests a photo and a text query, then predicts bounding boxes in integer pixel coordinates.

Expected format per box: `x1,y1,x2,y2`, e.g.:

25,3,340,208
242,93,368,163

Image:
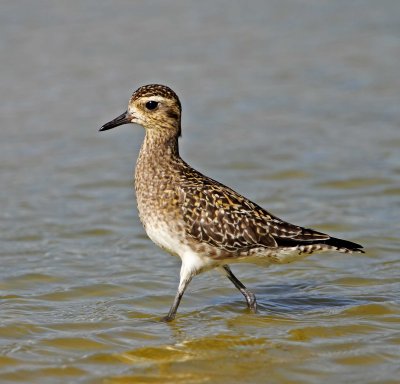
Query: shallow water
1,1,400,383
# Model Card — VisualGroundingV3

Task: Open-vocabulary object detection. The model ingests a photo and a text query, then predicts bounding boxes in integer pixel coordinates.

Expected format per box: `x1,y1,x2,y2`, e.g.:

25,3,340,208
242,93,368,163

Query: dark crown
131,84,182,112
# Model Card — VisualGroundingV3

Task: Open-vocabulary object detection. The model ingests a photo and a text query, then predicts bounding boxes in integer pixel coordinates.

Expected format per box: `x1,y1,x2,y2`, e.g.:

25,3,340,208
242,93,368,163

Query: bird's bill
99,111,131,131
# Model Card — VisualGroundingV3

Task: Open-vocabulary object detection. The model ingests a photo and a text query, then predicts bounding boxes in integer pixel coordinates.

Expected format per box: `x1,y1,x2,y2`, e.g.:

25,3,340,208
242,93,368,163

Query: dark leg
221,265,257,312
162,264,193,322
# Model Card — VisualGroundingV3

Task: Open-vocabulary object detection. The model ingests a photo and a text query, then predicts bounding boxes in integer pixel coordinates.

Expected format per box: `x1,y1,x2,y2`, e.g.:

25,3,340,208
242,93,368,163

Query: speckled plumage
100,84,364,321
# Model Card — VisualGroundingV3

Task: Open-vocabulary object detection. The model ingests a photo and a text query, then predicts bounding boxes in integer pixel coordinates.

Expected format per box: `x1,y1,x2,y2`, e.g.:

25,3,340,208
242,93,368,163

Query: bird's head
100,84,182,137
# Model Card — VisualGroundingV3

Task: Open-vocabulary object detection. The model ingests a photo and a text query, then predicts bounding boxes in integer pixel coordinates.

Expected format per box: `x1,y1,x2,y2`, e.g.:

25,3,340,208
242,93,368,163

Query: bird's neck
135,129,182,209
141,129,180,159
136,129,181,179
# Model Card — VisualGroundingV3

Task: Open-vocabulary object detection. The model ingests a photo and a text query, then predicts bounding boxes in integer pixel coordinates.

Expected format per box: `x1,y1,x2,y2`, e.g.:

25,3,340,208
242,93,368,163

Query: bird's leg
221,265,257,312
162,264,193,322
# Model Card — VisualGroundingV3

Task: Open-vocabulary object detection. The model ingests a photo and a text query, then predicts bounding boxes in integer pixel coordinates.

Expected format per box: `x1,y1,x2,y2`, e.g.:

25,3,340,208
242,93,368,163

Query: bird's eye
145,101,159,110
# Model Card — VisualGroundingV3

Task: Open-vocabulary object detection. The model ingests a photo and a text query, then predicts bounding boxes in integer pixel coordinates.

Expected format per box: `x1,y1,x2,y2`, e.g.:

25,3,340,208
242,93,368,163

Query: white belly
144,223,187,257
144,223,218,275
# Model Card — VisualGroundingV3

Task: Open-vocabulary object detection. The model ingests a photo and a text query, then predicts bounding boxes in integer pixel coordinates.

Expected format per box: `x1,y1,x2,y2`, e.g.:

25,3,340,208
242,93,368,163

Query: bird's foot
245,291,257,313
160,314,175,322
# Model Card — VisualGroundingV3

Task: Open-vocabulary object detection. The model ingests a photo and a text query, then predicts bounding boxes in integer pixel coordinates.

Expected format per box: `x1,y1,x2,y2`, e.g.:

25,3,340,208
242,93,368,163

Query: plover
100,84,364,321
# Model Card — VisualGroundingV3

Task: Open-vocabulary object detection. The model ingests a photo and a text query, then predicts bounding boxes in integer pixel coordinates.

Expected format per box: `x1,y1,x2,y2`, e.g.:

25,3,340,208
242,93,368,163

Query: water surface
1,1,399,383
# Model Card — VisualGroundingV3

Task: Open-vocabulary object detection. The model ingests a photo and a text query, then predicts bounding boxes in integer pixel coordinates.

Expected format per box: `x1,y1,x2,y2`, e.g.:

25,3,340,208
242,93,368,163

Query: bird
100,84,364,321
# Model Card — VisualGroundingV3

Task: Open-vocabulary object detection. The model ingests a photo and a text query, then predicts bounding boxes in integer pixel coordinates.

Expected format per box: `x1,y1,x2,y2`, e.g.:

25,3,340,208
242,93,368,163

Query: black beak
99,111,131,131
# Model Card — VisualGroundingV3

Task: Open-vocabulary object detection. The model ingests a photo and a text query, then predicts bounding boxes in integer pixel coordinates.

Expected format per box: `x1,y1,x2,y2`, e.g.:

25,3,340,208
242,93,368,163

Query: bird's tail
321,236,364,253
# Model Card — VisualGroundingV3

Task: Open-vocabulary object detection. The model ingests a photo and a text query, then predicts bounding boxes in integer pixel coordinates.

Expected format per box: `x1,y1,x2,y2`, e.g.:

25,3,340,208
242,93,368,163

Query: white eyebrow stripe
142,96,166,103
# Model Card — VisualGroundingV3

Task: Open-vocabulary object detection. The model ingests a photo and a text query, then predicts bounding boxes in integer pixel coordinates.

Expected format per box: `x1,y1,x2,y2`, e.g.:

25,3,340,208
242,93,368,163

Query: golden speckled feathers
103,83,364,260
178,168,335,255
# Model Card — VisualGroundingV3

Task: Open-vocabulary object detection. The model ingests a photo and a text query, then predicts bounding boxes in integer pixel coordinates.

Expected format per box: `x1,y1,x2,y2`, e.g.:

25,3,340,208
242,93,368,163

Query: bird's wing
179,178,329,253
